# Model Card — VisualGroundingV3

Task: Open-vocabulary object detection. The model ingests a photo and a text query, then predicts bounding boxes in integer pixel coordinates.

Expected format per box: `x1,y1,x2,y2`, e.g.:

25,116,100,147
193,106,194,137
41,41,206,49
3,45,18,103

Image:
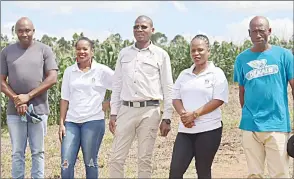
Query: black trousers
169,125,222,179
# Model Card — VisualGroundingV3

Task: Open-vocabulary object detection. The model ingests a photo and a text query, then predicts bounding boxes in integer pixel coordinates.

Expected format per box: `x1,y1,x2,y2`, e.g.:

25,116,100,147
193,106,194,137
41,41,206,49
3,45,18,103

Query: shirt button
134,81,136,83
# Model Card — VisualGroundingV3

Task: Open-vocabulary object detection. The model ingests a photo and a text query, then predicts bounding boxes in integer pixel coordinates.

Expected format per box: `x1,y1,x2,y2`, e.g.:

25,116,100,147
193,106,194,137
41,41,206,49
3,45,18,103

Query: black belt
123,100,160,107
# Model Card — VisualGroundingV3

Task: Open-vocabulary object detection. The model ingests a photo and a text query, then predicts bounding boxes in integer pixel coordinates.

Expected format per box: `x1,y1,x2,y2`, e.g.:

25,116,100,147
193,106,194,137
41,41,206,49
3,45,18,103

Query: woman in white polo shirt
58,37,114,178
169,34,229,179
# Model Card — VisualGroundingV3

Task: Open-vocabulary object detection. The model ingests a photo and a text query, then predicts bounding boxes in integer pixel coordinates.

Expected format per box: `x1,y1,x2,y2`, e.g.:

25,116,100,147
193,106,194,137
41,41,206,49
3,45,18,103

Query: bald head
249,16,270,29
15,17,34,30
135,15,153,27
15,17,35,47
248,16,272,50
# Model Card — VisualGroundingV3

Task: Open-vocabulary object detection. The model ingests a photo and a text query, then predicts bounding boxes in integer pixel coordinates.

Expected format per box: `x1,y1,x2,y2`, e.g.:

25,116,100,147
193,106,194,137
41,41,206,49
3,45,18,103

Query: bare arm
172,99,186,115
1,75,17,100
289,79,294,100
239,85,245,108
59,99,69,125
194,99,224,116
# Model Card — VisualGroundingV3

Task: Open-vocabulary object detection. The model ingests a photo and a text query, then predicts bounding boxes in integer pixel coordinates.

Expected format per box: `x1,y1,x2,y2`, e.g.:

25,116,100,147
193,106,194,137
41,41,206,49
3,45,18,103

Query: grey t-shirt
1,41,58,115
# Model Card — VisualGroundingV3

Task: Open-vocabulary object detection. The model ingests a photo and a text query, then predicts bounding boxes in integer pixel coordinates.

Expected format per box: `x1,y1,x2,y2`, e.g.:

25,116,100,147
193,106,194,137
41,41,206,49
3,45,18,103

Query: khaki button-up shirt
110,43,174,119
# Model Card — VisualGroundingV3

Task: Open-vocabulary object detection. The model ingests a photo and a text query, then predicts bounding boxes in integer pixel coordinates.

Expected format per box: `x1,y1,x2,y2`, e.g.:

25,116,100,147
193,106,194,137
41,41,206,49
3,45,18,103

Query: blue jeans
7,114,48,179
61,120,105,179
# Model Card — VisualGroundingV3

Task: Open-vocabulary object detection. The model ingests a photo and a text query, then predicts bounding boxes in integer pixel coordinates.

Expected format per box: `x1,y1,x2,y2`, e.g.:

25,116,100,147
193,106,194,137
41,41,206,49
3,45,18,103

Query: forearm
1,81,17,100
172,99,186,115
59,99,69,125
194,99,224,116
239,92,244,108
28,72,57,99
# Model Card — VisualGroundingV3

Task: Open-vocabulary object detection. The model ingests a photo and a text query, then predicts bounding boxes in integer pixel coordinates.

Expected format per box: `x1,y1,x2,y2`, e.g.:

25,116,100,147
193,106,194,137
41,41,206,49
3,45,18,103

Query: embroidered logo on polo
245,59,279,80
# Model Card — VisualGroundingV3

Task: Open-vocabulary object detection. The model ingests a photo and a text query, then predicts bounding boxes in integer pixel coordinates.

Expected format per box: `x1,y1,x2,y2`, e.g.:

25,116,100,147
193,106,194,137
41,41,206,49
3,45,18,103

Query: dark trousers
169,125,222,179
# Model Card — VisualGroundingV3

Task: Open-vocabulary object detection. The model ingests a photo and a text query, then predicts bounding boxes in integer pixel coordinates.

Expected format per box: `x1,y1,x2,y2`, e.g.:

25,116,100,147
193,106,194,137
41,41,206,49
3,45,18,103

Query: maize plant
1,33,293,125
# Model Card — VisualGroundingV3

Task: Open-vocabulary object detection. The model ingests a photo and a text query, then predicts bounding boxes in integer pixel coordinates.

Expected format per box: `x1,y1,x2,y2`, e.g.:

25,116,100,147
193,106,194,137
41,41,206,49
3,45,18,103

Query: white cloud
226,16,293,44
12,1,161,14
171,1,188,12
180,16,293,45
200,1,293,14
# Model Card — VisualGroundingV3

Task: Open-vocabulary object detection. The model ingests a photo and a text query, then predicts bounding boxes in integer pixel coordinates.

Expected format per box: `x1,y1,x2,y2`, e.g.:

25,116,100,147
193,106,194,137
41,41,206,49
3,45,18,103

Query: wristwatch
193,111,199,118
162,119,171,124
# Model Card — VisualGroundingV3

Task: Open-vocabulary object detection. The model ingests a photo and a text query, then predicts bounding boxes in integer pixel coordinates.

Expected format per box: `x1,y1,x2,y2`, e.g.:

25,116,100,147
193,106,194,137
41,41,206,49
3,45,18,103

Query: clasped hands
180,110,197,128
13,94,31,115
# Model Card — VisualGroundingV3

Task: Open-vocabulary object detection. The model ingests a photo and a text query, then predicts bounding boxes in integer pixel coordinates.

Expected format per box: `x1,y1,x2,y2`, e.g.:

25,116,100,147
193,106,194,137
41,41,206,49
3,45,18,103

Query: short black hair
135,15,153,27
75,37,94,49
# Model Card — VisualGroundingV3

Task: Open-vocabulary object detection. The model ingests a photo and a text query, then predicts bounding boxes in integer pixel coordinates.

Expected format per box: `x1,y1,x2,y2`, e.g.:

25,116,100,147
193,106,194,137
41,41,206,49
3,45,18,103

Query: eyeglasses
133,25,148,30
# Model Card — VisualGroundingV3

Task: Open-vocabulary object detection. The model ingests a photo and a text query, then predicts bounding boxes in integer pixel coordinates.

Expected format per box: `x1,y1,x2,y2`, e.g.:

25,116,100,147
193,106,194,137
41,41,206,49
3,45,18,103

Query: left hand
180,111,196,126
159,120,171,137
14,94,30,106
102,101,110,112
16,104,28,116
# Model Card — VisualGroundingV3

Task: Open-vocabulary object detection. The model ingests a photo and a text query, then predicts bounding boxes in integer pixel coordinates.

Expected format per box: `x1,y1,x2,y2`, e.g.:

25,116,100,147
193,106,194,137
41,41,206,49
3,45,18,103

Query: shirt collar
131,41,155,53
72,59,98,72
187,61,215,75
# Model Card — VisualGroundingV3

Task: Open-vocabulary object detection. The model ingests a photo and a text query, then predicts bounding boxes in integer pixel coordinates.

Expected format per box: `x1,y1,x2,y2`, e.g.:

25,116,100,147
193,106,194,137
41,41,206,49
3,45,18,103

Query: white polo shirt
173,62,229,134
61,60,114,123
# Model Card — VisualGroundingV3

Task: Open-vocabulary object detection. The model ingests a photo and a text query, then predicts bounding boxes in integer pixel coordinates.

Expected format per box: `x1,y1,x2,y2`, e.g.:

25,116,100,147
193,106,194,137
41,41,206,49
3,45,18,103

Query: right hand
180,111,195,128
16,104,28,116
58,124,66,143
109,115,117,135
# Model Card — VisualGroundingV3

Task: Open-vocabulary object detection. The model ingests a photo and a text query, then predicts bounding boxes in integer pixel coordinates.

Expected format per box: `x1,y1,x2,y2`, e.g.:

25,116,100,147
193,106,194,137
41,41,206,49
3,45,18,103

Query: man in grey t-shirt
0,17,58,178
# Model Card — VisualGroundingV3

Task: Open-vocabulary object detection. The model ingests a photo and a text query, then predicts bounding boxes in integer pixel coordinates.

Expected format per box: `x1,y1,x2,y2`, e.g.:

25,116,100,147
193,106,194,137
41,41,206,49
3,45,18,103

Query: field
1,85,294,178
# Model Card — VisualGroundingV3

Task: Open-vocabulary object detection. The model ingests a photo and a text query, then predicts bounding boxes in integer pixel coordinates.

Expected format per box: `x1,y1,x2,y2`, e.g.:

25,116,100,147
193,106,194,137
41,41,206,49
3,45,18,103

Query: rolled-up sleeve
159,51,174,119
213,68,229,103
110,51,123,115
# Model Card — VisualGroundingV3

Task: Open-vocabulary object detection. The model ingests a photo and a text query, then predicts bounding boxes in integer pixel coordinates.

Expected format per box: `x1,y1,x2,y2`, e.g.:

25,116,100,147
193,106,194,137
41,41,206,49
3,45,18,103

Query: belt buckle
133,101,141,108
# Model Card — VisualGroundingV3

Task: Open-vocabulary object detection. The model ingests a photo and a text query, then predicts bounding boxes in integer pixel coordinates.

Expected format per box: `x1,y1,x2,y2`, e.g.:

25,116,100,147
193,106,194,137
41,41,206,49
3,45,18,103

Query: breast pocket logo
245,59,279,80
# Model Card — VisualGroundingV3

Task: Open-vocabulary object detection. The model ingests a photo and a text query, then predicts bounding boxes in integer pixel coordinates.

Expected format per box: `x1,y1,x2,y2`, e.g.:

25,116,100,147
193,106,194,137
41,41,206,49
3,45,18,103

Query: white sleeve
213,68,229,103
172,71,185,100
61,68,71,101
110,51,123,115
101,65,114,90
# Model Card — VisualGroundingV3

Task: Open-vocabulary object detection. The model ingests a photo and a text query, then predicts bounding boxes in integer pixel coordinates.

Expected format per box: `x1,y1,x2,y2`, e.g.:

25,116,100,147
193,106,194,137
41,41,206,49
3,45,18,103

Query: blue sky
1,1,293,44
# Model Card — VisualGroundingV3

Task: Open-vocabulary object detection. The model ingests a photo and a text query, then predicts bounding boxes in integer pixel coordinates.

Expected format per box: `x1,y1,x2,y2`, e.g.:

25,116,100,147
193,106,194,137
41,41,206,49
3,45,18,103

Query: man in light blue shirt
234,16,294,178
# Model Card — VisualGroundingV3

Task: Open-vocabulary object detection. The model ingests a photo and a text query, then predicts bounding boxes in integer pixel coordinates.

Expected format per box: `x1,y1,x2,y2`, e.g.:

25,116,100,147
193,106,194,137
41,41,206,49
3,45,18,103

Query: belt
122,100,160,108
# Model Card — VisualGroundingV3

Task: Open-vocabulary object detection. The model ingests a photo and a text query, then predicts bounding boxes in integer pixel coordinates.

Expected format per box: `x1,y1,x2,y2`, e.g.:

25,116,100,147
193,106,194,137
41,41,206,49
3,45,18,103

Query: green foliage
0,33,293,125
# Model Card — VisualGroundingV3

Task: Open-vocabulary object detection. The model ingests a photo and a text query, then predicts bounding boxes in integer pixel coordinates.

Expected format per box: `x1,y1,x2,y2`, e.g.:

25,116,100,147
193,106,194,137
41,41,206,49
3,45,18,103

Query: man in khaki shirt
108,15,174,178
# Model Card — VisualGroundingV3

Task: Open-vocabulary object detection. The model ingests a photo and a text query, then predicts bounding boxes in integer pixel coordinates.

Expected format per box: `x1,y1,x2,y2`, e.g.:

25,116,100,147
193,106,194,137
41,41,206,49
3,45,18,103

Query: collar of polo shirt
72,59,98,72
187,61,215,75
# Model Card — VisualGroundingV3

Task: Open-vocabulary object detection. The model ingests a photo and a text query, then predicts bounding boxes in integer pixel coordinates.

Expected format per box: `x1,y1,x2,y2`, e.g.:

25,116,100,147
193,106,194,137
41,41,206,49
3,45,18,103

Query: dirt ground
1,85,294,178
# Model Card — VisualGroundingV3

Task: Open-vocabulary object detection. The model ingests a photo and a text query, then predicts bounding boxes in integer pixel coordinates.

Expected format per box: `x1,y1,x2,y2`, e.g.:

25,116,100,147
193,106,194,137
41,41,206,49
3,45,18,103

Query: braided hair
191,34,210,51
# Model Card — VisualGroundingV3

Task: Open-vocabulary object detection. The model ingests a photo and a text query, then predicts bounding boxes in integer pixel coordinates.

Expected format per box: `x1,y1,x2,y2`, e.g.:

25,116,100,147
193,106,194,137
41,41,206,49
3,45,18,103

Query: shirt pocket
141,59,159,76
121,57,134,74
